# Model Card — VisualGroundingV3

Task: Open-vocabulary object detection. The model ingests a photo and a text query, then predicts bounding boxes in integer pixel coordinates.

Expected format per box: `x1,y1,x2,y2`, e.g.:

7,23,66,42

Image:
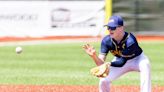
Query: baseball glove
90,62,110,78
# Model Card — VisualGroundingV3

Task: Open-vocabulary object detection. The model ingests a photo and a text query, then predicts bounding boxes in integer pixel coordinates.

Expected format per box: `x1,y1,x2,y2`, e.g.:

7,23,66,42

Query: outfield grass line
0,39,163,47
0,38,100,46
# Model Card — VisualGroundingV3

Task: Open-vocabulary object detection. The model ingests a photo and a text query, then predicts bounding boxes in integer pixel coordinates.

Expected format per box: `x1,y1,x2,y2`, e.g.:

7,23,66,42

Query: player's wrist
90,53,97,58
107,62,111,66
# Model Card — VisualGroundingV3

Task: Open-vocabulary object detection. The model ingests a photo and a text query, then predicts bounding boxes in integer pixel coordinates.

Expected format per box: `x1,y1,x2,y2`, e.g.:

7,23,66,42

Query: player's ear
119,26,123,29
118,26,124,32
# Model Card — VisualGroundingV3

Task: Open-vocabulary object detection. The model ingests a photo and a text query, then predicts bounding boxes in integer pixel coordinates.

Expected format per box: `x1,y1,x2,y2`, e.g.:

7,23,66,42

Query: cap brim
104,25,108,27
104,23,118,28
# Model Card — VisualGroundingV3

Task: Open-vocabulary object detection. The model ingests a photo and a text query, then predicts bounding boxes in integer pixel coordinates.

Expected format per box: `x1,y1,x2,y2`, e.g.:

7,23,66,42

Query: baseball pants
99,52,151,92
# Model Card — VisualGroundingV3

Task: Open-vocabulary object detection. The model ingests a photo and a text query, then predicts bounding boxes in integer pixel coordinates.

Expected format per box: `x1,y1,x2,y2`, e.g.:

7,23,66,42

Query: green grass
0,41,164,86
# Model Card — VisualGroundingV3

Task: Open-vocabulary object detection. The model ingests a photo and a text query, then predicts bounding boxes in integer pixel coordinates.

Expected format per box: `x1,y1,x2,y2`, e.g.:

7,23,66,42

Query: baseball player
83,15,151,92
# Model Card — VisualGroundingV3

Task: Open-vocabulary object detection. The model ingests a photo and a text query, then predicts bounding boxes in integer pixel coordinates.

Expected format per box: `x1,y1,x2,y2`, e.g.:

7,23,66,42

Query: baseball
15,46,23,54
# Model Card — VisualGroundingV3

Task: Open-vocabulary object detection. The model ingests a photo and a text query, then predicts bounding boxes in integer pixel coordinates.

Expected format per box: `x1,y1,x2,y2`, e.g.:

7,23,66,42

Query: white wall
0,1,105,37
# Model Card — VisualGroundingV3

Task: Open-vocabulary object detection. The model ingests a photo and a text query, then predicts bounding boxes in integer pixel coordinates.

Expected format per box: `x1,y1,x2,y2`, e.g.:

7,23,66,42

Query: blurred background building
0,0,164,38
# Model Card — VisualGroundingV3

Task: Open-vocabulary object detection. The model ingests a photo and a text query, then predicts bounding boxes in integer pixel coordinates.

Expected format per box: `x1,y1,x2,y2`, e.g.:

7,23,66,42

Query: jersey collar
111,32,128,45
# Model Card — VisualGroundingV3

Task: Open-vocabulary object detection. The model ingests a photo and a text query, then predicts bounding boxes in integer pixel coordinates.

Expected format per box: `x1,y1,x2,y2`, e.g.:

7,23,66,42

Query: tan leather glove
90,62,110,78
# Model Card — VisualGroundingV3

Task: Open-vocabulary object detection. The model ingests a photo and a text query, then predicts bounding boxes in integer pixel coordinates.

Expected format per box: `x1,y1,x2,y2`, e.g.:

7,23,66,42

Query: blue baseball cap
104,15,124,29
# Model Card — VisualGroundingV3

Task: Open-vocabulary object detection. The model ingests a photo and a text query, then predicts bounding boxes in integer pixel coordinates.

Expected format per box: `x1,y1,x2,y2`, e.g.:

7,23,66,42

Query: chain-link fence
113,0,164,34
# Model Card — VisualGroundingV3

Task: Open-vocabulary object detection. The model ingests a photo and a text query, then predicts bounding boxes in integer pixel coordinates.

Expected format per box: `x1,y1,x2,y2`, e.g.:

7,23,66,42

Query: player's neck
115,31,125,44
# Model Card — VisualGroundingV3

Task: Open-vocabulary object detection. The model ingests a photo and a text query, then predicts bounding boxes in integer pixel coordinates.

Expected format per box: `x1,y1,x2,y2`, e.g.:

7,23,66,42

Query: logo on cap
108,19,114,23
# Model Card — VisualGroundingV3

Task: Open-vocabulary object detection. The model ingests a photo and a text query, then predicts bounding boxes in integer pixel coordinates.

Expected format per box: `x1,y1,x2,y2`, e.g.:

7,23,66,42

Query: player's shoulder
102,35,112,43
126,32,137,47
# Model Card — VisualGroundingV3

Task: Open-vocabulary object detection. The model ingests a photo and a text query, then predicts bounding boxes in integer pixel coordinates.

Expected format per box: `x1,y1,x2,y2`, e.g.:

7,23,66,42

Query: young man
83,15,151,92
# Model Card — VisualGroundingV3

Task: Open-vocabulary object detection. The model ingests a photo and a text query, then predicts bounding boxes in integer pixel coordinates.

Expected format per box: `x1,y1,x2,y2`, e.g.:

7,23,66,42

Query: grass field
0,41,164,86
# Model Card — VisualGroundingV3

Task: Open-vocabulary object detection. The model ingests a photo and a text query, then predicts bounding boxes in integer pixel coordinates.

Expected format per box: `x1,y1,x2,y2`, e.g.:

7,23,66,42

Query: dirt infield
0,85,164,92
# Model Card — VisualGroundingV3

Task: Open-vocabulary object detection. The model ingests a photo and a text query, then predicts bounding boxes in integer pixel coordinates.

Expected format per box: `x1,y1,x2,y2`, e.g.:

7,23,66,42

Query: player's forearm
111,57,127,67
90,54,104,66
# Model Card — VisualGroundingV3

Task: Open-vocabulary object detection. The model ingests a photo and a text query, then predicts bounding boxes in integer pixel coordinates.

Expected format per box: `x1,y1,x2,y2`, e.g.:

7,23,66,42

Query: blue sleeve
110,44,136,67
111,57,127,67
100,40,110,55
111,42,142,67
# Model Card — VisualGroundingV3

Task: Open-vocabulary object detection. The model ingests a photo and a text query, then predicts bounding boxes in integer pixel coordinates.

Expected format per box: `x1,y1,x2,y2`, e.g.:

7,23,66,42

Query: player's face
108,26,120,38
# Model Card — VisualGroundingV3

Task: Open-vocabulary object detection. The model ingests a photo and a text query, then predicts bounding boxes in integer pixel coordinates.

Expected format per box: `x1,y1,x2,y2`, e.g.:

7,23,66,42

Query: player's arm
110,57,127,67
111,34,140,67
110,44,136,67
111,42,141,67
83,44,105,66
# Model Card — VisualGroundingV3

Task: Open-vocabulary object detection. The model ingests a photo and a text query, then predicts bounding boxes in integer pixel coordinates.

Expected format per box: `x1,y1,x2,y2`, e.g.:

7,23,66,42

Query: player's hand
82,44,96,56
